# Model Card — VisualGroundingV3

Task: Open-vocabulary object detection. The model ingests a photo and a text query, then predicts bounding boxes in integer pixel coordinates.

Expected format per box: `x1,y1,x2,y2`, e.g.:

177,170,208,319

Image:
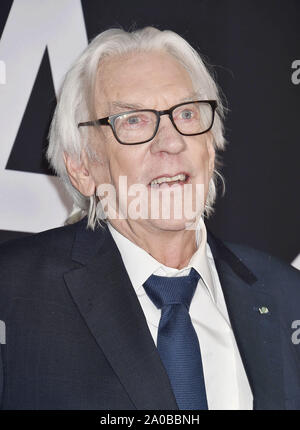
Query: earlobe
63,151,96,196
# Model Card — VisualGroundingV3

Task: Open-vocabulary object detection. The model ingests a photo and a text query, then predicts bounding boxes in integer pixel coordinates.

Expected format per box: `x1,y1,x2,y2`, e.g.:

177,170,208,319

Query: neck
108,219,198,269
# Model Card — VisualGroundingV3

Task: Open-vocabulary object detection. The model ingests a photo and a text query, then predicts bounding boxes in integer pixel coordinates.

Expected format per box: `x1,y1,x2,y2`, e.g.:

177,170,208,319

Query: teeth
150,173,187,186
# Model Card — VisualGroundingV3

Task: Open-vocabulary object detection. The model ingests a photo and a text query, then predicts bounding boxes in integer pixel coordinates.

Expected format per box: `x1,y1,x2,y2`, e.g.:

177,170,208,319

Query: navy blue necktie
143,268,208,410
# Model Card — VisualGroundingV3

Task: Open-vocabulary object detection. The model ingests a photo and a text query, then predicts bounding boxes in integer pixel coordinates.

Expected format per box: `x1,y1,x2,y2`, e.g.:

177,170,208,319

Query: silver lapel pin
259,306,269,315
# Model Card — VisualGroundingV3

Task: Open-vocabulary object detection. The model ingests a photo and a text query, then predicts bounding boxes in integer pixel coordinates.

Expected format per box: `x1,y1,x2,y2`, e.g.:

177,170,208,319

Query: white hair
47,26,227,229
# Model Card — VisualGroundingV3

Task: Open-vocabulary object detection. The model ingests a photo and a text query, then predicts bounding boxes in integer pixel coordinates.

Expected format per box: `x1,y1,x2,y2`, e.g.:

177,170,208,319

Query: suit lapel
64,219,178,410
207,231,286,409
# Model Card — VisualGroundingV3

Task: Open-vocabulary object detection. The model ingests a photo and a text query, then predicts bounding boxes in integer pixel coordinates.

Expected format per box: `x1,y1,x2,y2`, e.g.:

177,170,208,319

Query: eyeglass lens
113,102,213,144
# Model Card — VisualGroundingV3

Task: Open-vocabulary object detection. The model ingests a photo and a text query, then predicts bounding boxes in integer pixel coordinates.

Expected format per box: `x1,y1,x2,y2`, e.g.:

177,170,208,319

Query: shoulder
222,240,300,295
0,220,80,266
225,240,299,275
0,219,88,306
208,228,299,290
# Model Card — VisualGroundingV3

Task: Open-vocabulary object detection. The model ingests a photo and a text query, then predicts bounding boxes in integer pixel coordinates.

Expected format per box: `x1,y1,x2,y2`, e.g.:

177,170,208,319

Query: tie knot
143,268,200,310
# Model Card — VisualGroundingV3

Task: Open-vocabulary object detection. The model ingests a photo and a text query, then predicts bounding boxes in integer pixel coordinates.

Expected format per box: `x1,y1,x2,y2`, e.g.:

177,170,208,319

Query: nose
150,114,186,155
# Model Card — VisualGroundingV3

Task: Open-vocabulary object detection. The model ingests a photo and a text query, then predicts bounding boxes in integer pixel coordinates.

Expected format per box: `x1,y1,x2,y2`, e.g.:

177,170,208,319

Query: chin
147,217,197,232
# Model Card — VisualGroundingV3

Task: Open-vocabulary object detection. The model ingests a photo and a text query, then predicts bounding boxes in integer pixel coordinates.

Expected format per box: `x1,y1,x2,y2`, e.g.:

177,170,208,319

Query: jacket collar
64,218,285,410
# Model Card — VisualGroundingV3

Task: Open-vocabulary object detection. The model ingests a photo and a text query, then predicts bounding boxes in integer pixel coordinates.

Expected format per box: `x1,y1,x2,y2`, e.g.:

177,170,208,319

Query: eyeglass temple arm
78,117,110,128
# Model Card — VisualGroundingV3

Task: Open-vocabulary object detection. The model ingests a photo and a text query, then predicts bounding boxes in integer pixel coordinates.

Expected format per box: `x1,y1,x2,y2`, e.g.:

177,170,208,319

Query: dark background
0,0,299,264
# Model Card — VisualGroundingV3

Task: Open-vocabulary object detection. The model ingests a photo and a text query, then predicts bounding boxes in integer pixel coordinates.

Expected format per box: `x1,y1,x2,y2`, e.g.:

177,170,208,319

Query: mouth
148,172,190,188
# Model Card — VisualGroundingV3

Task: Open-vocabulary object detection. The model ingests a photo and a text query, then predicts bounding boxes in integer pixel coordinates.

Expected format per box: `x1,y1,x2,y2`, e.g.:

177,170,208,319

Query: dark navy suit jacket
0,217,299,410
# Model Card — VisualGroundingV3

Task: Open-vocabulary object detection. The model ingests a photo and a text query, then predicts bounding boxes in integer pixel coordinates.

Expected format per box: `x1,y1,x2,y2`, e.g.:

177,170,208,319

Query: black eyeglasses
78,100,217,145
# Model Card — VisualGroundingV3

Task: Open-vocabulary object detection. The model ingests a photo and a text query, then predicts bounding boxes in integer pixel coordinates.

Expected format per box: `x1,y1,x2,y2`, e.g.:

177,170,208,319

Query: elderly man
0,27,299,410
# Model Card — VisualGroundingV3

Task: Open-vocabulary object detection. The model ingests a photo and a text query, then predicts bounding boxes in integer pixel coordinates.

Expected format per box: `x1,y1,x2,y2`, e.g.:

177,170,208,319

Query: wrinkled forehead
94,50,199,115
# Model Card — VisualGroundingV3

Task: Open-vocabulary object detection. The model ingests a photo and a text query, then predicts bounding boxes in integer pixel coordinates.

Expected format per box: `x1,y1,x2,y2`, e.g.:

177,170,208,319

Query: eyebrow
107,92,204,115
180,91,203,102
108,101,146,112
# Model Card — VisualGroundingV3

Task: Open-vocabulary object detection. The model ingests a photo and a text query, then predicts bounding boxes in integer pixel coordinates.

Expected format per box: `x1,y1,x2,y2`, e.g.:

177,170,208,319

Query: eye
127,116,140,125
180,109,193,120
119,112,151,129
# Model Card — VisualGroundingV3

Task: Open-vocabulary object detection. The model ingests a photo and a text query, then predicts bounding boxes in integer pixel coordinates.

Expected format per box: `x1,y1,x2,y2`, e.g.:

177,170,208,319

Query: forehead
95,50,195,112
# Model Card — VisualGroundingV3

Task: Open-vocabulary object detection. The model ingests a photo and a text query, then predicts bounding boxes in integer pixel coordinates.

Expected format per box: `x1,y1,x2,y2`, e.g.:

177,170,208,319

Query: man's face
86,50,215,232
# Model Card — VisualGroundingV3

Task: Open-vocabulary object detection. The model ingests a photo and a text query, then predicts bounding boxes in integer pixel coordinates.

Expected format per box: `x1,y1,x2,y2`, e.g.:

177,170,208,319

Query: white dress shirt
107,218,253,409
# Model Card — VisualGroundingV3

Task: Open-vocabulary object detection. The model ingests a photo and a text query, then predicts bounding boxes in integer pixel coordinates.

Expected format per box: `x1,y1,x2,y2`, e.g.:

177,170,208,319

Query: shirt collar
107,218,217,303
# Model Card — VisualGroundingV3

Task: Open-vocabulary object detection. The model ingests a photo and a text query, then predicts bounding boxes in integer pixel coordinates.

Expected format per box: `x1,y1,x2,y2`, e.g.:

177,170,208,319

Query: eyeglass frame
77,99,217,145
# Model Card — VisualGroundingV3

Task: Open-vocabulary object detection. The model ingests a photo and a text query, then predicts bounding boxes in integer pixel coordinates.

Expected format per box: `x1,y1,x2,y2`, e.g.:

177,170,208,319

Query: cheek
194,138,212,172
89,131,126,185
109,145,145,184
87,142,111,185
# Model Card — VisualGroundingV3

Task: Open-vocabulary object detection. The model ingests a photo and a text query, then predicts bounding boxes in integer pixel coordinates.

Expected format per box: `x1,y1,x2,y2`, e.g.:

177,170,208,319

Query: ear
63,150,95,197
